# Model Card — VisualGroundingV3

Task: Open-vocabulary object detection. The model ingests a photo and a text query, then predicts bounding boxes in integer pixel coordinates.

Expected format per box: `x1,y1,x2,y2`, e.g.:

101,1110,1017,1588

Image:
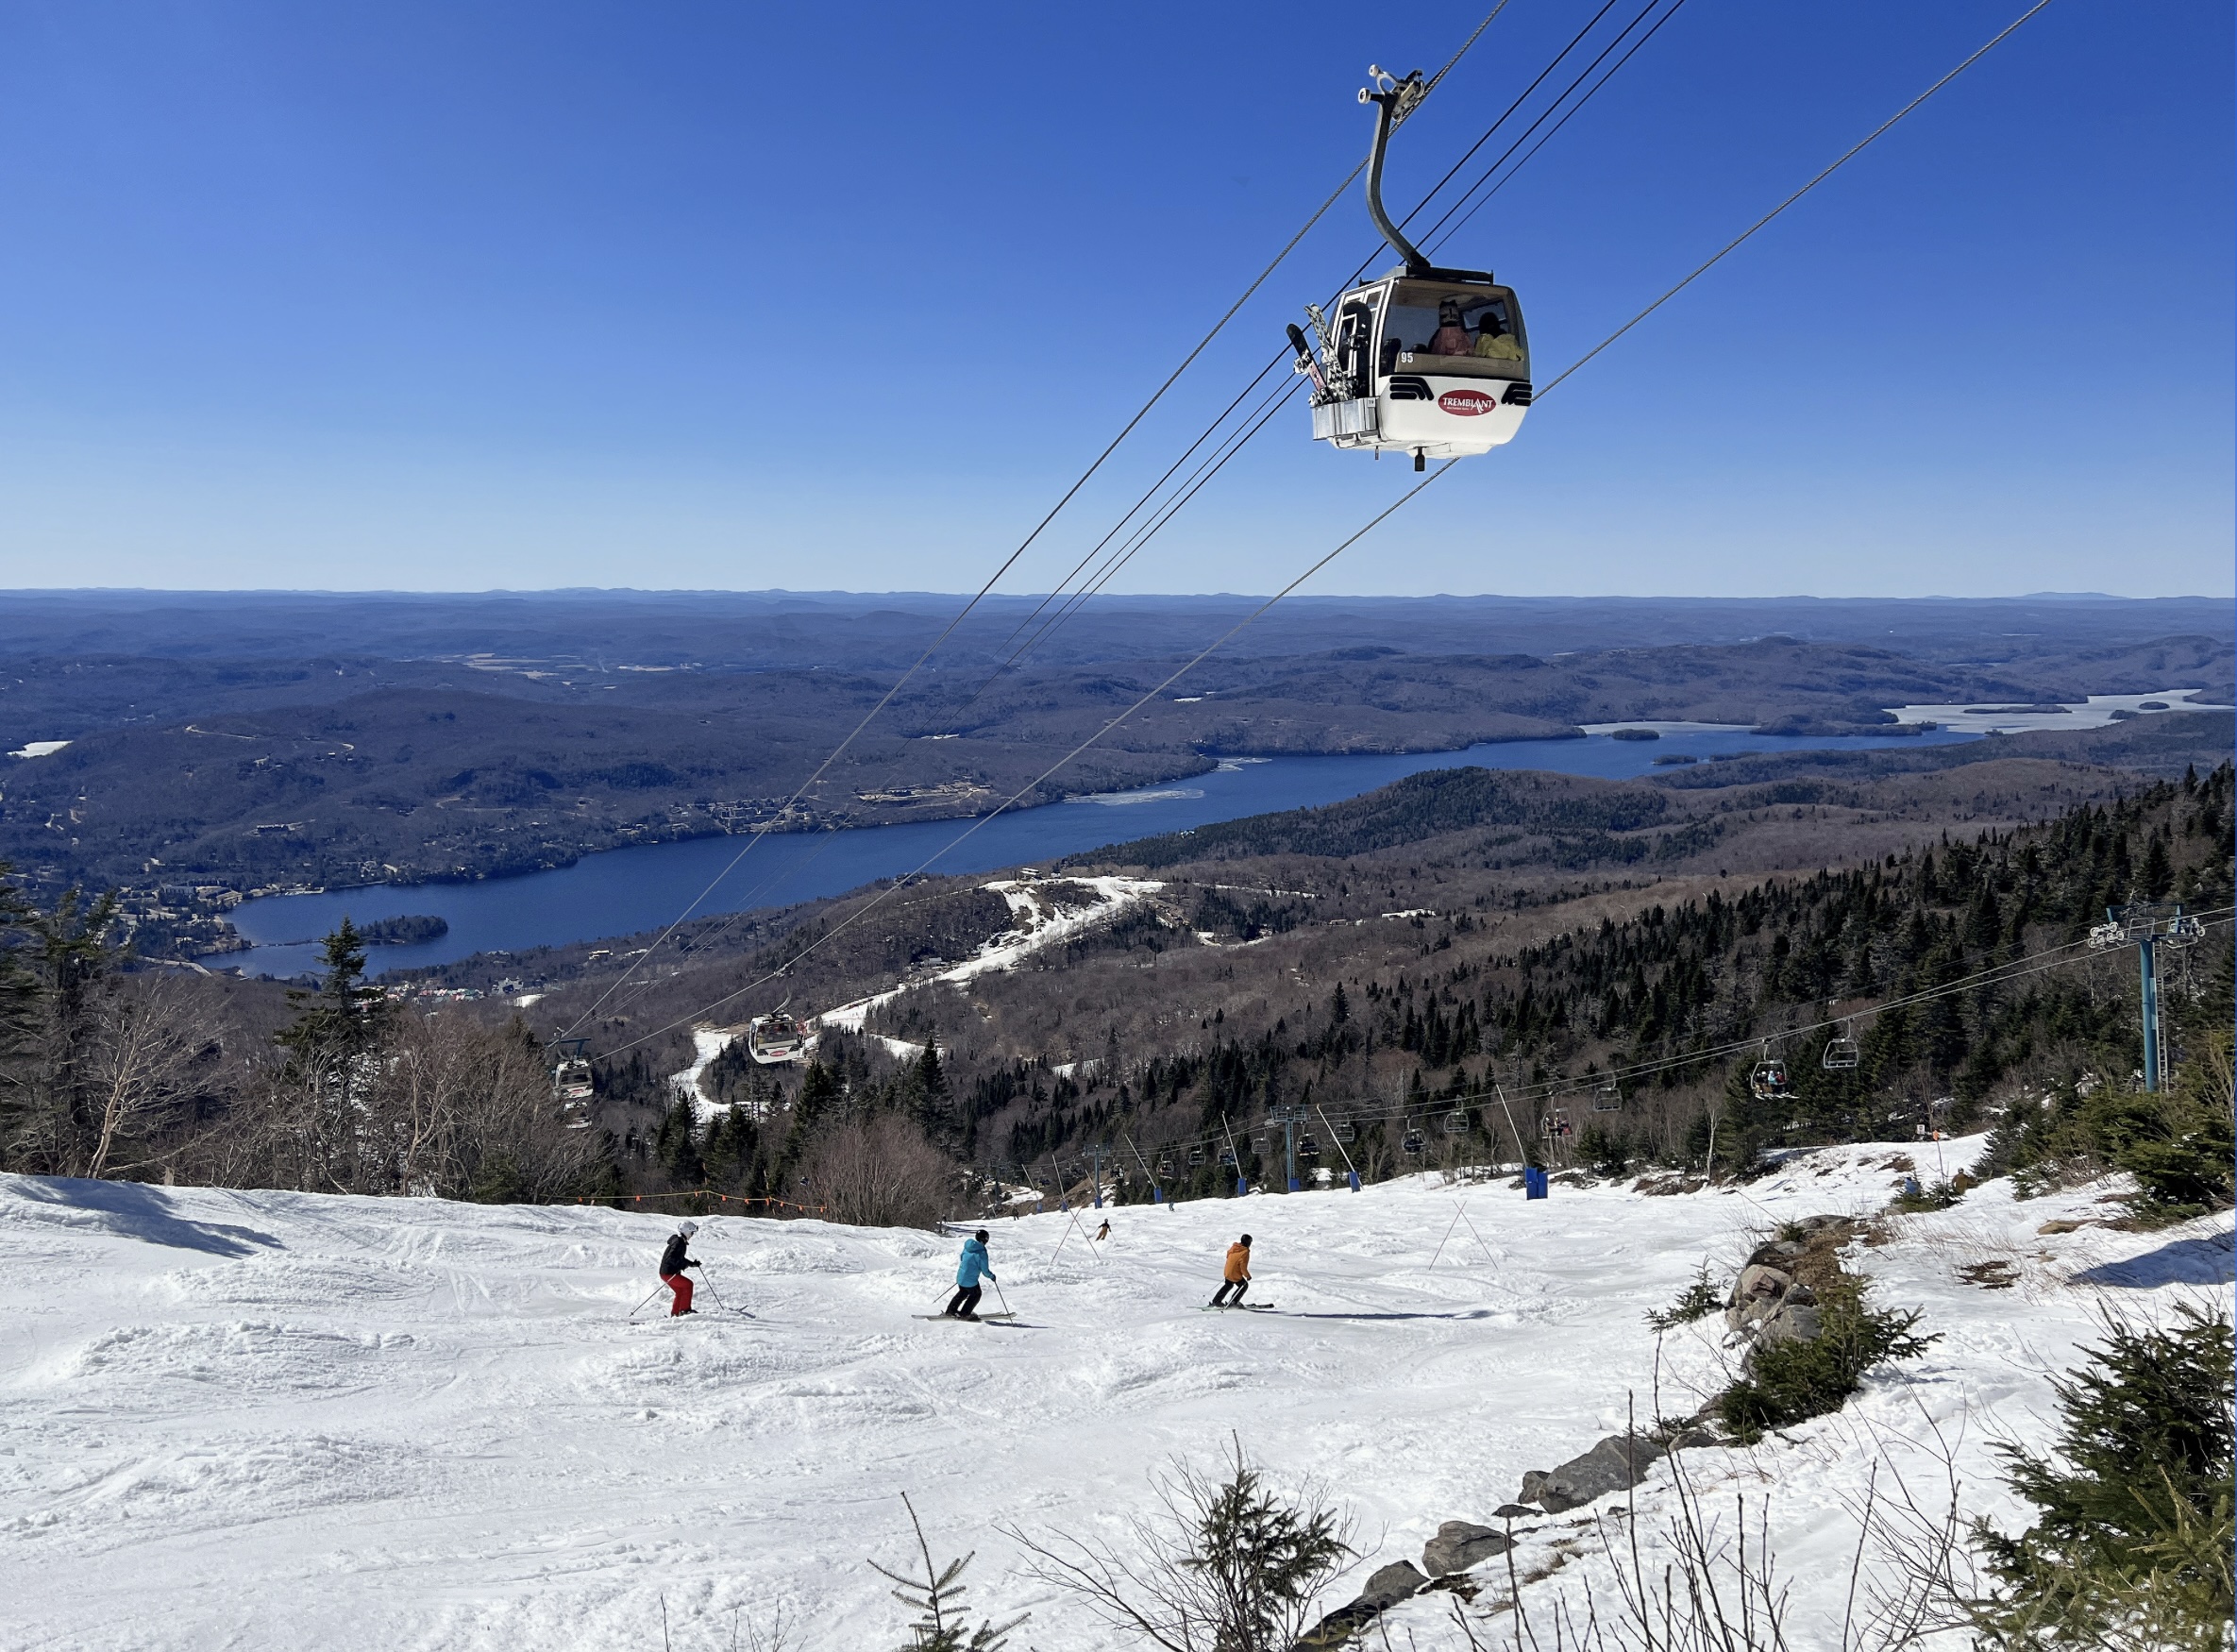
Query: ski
911,1312,1018,1323
1201,1303,1277,1311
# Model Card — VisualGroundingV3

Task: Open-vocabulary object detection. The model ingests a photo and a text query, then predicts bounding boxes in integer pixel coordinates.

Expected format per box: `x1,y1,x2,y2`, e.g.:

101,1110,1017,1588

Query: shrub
1010,1437,1355,1652
1645,1264,1723,1331
1716,1273,1935,1440
1576,1122,1629,1178
2092,1027,2235,1221
1973,1303,2235,1649
802,1112,962,1229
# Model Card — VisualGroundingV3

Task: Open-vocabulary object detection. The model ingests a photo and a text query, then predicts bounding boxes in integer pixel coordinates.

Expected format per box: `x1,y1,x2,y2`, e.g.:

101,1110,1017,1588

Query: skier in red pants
659,1221,700,1316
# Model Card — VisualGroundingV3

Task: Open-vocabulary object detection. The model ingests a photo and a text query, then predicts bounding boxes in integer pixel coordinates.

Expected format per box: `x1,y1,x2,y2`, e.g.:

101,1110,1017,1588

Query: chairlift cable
1030,907,2237,1169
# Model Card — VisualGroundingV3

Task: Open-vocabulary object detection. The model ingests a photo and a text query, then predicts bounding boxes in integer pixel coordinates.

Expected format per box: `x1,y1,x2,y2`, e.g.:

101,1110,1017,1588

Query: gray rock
1422,1521,1510,1576
1724,1262,1795,1332
1492,1503,1537,1520
1523,1433,1669,1514
1293,1560,1428,1649
1756,1298,1824,1346
1357,1560,1428,1607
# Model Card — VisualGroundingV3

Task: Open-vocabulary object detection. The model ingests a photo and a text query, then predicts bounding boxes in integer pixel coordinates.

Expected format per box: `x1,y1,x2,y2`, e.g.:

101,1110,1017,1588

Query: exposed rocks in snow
1724,1215,1861,1350
1421,1520,1510,1576
1521,1433,1670,1515
1298,1559,1427,1647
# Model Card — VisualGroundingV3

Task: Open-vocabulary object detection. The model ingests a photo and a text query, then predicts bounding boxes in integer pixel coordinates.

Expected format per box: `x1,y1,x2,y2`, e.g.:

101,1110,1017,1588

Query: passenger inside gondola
1472,312,1522,362
1427,298,1472,356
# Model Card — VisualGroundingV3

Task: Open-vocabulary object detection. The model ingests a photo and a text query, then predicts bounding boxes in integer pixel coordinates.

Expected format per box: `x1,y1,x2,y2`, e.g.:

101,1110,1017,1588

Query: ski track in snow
1,1138,2228,1650
667,876,1165,1110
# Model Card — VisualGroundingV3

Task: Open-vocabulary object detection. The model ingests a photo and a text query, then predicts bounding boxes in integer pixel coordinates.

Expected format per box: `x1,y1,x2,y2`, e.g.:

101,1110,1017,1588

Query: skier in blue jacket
945,1230,997,1320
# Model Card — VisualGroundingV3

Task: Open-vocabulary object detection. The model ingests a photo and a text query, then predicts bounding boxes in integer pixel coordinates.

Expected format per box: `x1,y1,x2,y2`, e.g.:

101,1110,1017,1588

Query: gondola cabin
552,1057,594,1104
748,1011,816,1066
1298,274,1530,466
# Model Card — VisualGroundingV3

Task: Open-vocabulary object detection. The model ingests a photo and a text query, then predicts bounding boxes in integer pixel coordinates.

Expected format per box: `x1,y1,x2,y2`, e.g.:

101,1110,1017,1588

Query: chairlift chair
1822,1020,1861,1070
1441,1109,1468,1137
1188,1146,1206,1168
1218,1146,1236,1169
1298,1132,1320,1160
1286,68,1531,472
1402,1123,1425,1155
1333,1120,1357,1144
1591,1080,1622,1113
1156,1154,1173,1178
1541,1107,1572,1140
1749,1042,1792,1102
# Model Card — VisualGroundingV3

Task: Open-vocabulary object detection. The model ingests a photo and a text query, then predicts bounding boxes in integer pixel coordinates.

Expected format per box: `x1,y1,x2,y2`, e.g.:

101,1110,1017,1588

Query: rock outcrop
1520,1432,1668,1514
1294,1559,1427,1648
1421,1520,1510,1576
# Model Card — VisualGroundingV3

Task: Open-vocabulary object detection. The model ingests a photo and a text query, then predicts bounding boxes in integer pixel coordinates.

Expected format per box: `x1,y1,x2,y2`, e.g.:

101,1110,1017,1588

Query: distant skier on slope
945,1229,997,1320
1210,1234,1253,1307
659,1221,701,1317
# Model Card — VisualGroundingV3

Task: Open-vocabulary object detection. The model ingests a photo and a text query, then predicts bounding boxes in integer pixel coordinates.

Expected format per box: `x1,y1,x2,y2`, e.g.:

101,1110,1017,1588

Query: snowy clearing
0,1139,2226,1650
817,874,1163,1037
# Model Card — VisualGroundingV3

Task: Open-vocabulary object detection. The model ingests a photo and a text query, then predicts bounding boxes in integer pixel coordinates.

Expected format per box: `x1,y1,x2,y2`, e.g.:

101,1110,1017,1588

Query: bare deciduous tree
81,972,218,1179
803,1112,963,1229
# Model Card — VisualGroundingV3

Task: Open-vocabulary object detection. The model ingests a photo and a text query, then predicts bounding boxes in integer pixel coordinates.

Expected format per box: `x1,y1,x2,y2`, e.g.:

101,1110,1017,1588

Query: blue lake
228,725,1976,977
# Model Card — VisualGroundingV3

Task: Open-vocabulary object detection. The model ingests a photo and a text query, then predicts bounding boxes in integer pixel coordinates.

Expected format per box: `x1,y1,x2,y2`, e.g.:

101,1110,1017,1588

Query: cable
600,463,1461,1057
1042,909,2237,1166
1425,0,1695,256
558,6,1516,1038
1540,0,2060,398
573,0,2060,1057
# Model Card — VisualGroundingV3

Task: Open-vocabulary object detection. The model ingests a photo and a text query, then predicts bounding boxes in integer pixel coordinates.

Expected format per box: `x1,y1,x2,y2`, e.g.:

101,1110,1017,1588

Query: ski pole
695,1264,731,1313
993,1279,1013,1316
627,1283,666,1320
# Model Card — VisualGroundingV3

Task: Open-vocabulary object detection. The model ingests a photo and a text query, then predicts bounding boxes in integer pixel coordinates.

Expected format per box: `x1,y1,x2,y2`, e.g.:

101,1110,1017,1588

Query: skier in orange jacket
1210,1234,1253,1307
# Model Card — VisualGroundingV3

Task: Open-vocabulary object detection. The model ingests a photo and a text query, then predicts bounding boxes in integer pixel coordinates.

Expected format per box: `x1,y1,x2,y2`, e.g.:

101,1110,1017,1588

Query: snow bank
0,1139,2224,1650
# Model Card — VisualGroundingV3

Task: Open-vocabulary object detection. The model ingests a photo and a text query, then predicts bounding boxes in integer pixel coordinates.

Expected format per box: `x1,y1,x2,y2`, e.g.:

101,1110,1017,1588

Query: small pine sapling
871,1492,1024,1652
1645,1263,1724,1331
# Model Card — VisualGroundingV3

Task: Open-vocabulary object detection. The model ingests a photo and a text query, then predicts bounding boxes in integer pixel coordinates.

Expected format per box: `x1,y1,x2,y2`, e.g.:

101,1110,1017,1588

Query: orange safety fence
573,1188,829,1217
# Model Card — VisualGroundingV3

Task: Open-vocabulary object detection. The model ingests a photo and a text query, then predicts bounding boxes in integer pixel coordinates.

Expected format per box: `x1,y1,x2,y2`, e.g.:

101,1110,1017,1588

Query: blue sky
0,0,2228,597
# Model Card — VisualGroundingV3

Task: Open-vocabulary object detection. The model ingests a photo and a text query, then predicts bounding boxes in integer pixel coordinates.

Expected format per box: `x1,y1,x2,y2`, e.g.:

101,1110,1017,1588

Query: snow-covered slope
1,1143,2226,1650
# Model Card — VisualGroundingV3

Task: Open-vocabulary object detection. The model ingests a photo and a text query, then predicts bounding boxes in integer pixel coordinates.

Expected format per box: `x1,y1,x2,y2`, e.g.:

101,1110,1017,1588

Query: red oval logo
1438,389,1497,416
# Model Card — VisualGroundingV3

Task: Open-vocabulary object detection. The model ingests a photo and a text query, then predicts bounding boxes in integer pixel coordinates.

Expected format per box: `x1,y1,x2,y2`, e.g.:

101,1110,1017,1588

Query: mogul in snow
945,1229,997,1320
1210,1234,1253,1307
659,1221,701,1317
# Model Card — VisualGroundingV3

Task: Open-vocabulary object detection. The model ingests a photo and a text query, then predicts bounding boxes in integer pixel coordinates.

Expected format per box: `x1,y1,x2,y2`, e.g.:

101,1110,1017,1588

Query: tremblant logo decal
1438,389,1496,416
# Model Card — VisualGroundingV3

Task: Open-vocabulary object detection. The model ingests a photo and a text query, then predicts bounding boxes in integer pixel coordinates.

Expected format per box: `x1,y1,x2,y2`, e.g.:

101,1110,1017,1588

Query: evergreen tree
0,881,123,1173
1976,1304,2234,1648
274,919,391,1075
269,919,395,1191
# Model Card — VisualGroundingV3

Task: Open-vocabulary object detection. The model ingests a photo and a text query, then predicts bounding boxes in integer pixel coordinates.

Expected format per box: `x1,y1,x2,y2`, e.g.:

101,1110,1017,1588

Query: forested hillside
2,760,2228,1231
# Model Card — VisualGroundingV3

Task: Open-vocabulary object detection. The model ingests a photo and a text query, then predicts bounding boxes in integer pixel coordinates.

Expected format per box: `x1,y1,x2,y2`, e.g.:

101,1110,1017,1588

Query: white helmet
678,1221,698,1237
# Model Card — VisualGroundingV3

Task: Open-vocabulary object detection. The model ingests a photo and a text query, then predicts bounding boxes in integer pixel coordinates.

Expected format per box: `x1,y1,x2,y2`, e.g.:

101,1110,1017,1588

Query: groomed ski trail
0,1139,2227,1650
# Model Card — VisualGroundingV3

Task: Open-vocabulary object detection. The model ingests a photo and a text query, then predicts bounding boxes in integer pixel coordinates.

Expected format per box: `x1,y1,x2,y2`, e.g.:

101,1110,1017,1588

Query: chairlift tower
1270,1104,1312,1192
2088,902,2204,1092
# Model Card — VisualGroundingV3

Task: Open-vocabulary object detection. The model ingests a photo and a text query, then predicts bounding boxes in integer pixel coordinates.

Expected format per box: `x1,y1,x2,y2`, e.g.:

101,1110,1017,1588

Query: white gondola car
552,1056,594,1104
1288,69,1531,471
747,1011,816,1066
